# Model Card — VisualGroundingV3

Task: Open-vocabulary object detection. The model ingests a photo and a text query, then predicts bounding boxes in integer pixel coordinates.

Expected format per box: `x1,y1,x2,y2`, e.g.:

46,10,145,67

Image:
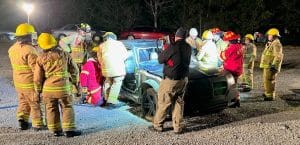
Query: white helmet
189,28,198,37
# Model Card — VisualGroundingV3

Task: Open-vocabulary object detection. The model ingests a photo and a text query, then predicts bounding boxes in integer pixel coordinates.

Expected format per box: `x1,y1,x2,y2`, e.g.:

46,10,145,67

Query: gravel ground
0,42,299,145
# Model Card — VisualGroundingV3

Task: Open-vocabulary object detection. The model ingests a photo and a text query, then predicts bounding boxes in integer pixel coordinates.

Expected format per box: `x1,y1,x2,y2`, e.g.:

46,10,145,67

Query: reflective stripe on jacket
8,42,38,91
34,47,79,96
259,39,283,72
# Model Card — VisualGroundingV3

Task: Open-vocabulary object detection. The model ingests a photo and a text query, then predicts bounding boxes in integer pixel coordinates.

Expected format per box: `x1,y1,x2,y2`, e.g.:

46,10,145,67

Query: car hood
140,60,220,79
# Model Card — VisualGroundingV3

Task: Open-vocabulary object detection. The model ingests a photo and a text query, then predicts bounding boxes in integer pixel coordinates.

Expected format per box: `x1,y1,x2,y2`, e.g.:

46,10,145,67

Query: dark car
120,39,236,120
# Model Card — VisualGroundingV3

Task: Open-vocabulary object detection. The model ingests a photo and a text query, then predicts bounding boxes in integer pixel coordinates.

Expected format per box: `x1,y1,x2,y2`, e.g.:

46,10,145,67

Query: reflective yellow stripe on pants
47,122,61,131
14,82,34,89
17,112,30,122
12,64,31,71
43,85,72,92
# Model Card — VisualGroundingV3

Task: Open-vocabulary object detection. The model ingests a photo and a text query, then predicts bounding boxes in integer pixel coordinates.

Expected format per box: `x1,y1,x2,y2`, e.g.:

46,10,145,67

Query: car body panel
120,39,235,114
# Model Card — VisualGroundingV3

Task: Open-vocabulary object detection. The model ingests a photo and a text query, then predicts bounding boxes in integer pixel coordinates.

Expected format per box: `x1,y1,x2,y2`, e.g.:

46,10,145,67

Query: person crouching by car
148,27,191,134
220,31,243,108
79,49,105,106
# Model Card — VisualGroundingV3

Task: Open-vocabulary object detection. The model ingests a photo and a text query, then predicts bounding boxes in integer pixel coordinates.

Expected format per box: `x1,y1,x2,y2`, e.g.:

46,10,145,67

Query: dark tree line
0,0,299,35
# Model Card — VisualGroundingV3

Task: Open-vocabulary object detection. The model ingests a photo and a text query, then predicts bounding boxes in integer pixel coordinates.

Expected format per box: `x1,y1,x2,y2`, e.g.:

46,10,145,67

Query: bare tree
144,0,173,28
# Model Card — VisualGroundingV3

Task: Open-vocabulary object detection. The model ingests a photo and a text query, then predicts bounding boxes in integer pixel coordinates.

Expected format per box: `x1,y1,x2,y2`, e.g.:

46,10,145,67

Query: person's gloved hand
270,65,278,73
81,87,88,95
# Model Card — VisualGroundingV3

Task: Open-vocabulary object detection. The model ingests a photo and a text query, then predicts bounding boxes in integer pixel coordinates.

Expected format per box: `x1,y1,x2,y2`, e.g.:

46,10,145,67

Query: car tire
141,87,157,121
127,35,135,40
58,34,67,40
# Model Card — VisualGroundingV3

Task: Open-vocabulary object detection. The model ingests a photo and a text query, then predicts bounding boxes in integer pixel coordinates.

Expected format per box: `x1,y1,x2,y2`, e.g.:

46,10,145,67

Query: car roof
121,39,163,50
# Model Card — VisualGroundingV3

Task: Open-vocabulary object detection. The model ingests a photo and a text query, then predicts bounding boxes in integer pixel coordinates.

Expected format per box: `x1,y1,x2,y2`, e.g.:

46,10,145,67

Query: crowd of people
7,22,283,136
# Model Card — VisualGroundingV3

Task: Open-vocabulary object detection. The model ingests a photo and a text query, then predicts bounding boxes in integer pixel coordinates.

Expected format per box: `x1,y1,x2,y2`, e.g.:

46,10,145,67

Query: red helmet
223,31,239,41
211,28,221,34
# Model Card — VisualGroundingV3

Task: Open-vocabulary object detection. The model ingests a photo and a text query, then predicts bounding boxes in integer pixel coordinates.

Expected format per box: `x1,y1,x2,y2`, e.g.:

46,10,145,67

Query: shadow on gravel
183,95,300,133
0,105,17,110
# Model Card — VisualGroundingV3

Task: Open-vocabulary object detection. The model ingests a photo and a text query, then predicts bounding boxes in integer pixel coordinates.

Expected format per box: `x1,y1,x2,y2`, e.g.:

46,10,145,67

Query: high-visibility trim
32,119,44,127
43,85,71,92
11,64,31,71
90,86,101,95
45,71,69,78
71,47,84,52
81,70,89,75
73,58,83,63
62,122,76,129
17,112,30,121
260,64,270,68
14,82,34,89
47,122,61,130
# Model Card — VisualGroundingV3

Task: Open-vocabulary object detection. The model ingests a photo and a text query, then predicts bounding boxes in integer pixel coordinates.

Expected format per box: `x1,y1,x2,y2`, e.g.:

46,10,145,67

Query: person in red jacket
80,50,105,106
220,31,243,107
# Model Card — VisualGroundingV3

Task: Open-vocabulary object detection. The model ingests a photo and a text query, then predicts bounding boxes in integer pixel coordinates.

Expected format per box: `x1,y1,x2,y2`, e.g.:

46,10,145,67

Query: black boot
228,99,240,108
53,130,64,137
18,119,29,130
64,130,82,138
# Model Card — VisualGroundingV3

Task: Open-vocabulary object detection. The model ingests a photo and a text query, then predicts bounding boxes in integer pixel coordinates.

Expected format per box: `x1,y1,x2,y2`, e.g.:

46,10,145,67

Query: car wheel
141,87,157,121
127,35,134,40
58,34,67,40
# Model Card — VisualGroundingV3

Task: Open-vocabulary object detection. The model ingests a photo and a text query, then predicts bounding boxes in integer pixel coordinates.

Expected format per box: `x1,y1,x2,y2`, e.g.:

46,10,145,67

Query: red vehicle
120,26,174,42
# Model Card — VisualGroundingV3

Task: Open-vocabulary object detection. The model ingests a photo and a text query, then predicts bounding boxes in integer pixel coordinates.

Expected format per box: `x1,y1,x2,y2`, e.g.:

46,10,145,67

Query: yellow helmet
92,46,99,52
103,32,117,40
266,28,280,37
245,34,254,41
37,33,57,50
202,30,213,40
15,23,36,37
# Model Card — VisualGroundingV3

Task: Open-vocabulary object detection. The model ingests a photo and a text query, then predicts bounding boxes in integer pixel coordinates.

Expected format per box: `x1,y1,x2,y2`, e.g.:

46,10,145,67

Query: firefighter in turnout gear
8,23,44,130
240,34,257,92
260,28,283,101
59,23,92,69
59,23,92,97
34,33,81,137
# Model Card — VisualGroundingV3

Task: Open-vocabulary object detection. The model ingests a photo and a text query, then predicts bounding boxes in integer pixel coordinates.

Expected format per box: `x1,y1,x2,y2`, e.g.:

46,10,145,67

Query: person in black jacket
149,27,191,134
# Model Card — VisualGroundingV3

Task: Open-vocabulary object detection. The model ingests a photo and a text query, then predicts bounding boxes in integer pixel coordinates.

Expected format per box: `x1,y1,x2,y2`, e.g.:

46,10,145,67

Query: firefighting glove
270,65,278,73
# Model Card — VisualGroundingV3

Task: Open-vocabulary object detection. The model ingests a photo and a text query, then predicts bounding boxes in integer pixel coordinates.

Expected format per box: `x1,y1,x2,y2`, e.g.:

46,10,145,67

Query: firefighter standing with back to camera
149,27,191,134
8,23,44,131
97,32,128,107
34,33,81,137
260,28,283,101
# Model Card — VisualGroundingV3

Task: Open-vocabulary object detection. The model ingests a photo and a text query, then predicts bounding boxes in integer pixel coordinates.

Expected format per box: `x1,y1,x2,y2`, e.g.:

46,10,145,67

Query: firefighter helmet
103,32,117,40
266,28,280,37
202,30,213,40
80,23,91,33
245,34,254,41
37,33,57,50
211,27,221,34
223,31,239,41
15,23,36,37
189,28,198,37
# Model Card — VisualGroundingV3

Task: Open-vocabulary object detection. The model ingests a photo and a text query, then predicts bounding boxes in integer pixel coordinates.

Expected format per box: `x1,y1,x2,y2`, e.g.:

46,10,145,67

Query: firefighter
97,32,128,106
240,34,257,92
211,27,228,67
185,28,203,52
59,23,92,69
59,23,91,97
260,28,283,101
34,33,81,137
221,31,243,107
196,30,219,73
8,23,44,130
